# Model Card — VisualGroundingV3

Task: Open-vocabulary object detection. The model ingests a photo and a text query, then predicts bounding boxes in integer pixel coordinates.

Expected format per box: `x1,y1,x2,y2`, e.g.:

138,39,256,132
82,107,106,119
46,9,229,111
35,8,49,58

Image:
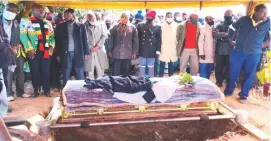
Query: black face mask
224,16,233,22
146,19,154,24
208,21,214,26
135,20,141,24
106,23,111,30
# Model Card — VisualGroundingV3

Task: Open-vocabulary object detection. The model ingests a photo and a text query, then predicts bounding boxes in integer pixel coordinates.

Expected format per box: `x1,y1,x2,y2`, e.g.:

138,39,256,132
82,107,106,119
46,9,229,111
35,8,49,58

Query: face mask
207,21,214,26
166,18,173,23
175,17,182,21
3,10,16,21
146,19,154,24
120,18,128,24
224,16,232,22
190,19,197,24
106,23,111,29
89,21,95,25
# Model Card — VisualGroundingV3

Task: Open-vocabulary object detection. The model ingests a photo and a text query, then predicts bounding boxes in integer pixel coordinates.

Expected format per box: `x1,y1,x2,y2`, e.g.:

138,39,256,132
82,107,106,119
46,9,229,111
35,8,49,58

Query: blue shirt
228,15,270,54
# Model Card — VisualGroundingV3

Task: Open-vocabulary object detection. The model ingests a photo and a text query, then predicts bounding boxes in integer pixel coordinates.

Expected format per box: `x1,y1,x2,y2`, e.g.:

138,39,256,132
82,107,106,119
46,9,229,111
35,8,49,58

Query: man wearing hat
137,10,161,77
134,10,144,26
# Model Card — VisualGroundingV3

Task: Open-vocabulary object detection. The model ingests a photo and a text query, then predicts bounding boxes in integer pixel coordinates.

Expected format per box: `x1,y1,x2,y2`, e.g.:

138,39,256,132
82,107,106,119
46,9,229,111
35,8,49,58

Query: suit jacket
176,21,200,57
137,23,161,58
55,22,90,69
198,24,215,63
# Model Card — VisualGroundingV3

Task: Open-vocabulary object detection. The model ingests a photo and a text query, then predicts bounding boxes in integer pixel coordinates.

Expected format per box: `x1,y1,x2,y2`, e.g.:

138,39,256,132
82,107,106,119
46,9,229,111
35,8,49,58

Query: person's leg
28,52,41,97
147,58,155,77
190,49,199,76
154,57,160,77
41,56,51,96
123,59,132,76
63,52,73,87
2,68,8,94
88,53,95,79
6,70,14,99
139,57,147,77
199,63,207,78
113,59,122,76
206,63,214,79
224,50,246,95
94,53,104,78
224,55,230,82
240,54,262,99
215,55,224,84
179,49,190,73
15,56,25,97
159,61,166,77
75,68,84,80
50,54,60,89
0,69,8,117
168,61,174,77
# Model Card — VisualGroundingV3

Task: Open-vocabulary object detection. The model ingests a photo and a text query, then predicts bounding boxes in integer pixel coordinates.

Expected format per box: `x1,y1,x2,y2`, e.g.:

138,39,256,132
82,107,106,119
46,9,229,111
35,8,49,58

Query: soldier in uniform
137,10,161,77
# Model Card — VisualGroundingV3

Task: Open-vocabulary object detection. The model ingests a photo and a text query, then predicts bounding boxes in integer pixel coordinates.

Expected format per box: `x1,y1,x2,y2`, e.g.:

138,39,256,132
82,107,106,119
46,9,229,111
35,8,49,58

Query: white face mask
166,18,173,23
3,10,16,21
176,17,182,21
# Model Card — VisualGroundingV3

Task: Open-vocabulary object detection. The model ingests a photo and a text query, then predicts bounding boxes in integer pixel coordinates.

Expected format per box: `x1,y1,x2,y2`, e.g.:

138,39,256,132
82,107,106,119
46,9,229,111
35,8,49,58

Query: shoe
240,99,247,104
53,88,60,92
8,107,13,113
216,83,223,87
7,96,15,102
31,91,39,98
44,92,52,97
22,94,31,98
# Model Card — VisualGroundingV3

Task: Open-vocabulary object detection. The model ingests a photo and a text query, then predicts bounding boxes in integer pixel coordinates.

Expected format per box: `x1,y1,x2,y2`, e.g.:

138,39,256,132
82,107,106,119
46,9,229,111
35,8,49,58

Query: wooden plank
238,123,270,141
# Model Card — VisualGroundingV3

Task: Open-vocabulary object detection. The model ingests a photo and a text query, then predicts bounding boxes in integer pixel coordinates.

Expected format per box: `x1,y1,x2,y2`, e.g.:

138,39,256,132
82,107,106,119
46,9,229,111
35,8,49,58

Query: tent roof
35,0,269,9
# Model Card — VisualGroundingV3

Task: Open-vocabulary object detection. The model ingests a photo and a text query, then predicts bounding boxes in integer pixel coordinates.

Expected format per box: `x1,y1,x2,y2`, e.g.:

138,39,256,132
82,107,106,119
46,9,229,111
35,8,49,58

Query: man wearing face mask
174,12,182,24
158,12,178,77
176,13,200,76
20,4,55,97
213,10,234,87
1,3,29,102
137,10,161,77
198,16,215,79
84,11,108,79
55,9,89,87
134,10,144,26
108,13,139,76
224,4,270,104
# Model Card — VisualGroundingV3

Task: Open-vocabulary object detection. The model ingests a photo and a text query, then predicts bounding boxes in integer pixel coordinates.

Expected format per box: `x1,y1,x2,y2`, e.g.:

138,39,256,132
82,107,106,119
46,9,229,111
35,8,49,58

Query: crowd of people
0,3,270,117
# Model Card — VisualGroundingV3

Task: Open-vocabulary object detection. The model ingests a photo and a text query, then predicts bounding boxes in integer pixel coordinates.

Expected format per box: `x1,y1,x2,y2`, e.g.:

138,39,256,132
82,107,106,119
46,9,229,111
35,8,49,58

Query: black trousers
50,53,61,89
159,61,173,77
113,59,131,76
215,55,229,84
28,50,51,94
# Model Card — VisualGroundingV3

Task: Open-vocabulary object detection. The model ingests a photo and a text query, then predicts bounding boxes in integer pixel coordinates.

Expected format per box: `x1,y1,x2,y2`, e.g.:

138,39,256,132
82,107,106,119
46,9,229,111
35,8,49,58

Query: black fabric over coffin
84,75,155,103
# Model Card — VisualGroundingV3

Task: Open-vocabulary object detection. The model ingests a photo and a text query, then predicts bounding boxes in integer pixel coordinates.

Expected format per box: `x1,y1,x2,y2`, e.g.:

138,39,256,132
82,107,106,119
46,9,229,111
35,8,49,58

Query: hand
84,55,88,61
229,39,235,47
57,56,61,62
132,54,136,59
9,46,17,53
28,50,36,59
49,46,54,55
199,55,205,60
108,53,112,58
90,47,97,52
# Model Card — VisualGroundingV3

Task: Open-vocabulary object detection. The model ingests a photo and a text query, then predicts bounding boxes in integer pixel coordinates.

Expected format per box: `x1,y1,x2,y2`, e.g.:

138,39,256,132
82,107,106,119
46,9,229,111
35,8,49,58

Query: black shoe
31,91,39,98
45,92,52,97
216,83,223,87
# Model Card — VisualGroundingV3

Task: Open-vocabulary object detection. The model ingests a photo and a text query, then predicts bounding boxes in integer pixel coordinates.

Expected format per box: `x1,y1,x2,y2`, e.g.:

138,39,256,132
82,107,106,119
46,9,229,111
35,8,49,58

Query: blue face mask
190,19,197,24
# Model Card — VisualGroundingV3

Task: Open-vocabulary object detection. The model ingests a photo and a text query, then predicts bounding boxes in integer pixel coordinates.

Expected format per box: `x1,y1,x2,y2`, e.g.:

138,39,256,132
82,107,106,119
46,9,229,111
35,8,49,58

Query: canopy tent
10,0,270,16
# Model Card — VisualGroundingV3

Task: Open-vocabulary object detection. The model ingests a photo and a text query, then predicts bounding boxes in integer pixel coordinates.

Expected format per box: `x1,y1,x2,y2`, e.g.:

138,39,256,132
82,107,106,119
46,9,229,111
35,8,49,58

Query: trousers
159,61,173,77
139,57,155,77
113,59,131,76
88,52,104,79
215,55,230,84
179,49,199,76
199,63,214,79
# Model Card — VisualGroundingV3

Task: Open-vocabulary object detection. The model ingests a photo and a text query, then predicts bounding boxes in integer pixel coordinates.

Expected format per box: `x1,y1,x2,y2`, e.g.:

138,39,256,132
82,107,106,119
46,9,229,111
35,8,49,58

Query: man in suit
55,9,89,87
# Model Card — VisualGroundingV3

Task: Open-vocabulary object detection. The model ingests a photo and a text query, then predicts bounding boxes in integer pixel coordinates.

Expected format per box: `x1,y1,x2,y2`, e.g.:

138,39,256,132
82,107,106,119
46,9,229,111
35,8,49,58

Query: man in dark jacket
137,10,161,77
108,13,139,76
213,10,234,87
1,3,29,102
224,4,270,104
55,9,90,87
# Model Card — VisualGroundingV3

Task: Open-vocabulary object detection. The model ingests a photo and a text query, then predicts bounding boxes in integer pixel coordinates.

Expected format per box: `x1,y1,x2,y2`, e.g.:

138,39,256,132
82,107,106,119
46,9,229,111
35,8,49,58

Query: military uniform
137,23,161,77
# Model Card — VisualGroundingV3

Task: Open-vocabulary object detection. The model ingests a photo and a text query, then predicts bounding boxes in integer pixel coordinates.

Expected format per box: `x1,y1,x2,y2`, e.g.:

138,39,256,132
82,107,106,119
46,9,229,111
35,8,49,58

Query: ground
4,82,270,141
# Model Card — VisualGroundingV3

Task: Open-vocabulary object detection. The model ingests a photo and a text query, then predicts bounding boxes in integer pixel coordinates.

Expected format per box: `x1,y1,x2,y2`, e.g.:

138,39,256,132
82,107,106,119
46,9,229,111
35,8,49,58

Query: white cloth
198,24,215,63
159,22,178,63
87,52,104,79
0,69,8,118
